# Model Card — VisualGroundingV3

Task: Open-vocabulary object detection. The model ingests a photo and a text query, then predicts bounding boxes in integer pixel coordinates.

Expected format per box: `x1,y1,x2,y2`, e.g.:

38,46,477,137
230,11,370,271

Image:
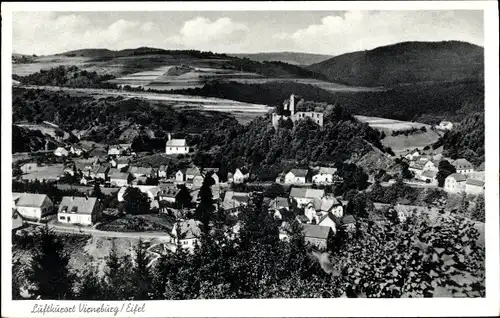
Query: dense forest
307,41,484,87
12,88,237,143
12,125,58,153
435,113,485,166
13,66,117,89
13,193,485,300
171,80,484,124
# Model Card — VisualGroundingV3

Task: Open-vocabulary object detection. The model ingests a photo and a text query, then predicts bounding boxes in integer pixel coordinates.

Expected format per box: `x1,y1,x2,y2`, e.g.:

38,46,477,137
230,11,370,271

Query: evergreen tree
77,267,105,300
472,195,485,222
27,226,73,299
104,240,133,300
458,192,470,216
437,160,457,187
194,174,215,230
131,238,152,300
91,182,104,200
122,187,150,215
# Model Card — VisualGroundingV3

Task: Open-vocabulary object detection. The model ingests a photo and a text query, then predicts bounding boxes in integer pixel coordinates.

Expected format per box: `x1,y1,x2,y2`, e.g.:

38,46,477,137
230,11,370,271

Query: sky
12,10,484,56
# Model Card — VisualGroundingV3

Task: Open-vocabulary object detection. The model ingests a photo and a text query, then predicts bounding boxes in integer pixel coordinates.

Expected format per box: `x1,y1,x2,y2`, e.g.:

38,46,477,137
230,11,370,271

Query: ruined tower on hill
272,94,324,128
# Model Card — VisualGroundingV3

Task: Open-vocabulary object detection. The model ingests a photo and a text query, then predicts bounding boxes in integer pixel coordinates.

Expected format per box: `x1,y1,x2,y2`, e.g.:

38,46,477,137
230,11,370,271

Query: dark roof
302,224,330,239
342,215,356,225
447,173,467,182
288,169,308,178
466,179,485,187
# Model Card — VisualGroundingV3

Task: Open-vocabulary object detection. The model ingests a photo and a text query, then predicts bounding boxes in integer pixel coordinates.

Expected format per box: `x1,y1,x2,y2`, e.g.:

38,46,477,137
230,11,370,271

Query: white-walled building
12,193,54,220
312,167,338,184
453,158,474,175
58,196,101,226
444,173,467,193
171,219,202,250
465,179,485,195
231,168,250,184
285,169,308,184
165,133,189,155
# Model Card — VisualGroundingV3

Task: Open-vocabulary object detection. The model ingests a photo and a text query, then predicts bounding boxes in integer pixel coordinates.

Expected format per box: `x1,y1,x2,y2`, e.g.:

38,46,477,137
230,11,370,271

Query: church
165,133,189,155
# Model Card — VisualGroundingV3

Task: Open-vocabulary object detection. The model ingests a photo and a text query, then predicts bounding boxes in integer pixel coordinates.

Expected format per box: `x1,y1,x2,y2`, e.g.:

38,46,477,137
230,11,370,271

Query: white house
165,133,189,155
453,158,474,175
58,196,101,226
319,196,343,218
419,170,438,185
404,150,420,161
423,159,439,172
171,219,201,250
232,168,250,184
437,121,454,131
312,167,338,184
289,187,325,209
465,179,485,195
202,168,220,184
12,193,54,220
285,169,308,184
222,191,250,214
107,145,122,156
158,165,168,178
317,214,337,234
69,146,83,156
109,171,131,187
54,147,69,157
444,173,467,193
116,159,130,170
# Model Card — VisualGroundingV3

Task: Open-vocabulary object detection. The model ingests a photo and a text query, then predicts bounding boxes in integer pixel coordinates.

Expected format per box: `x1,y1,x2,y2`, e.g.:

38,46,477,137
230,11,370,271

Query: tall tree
103,240,133,300
194,174,215,229
76,267,105,300
436,160,457,187
27,226,73,299
472,195,485,222
122,187,150,215
131,238,152,300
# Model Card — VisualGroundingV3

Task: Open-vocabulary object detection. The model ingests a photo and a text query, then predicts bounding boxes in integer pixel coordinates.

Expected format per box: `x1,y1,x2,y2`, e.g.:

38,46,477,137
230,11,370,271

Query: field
355,115,443,153
15,123,70,140
24,85,273,124
20,164,64,181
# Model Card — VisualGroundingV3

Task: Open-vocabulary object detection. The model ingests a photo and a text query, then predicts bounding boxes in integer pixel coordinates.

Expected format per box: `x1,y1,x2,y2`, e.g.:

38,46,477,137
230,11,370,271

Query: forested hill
12,88,237,144
307,41,484,87
436,113,485,166
190,103,388,182
172,80,484,124
13,66,116,89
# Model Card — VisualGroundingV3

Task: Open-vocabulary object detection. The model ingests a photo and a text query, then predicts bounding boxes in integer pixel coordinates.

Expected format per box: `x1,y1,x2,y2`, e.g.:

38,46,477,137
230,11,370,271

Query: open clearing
355,115,443,152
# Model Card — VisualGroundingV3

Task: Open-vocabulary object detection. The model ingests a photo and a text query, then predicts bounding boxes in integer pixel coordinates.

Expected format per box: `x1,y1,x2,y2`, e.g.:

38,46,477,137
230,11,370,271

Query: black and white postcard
1,1,499,317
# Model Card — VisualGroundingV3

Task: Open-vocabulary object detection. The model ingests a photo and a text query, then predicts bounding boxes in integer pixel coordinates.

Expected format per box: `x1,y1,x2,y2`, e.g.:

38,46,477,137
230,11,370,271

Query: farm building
12,192,54,220
57,196,101,226
444,173,467,193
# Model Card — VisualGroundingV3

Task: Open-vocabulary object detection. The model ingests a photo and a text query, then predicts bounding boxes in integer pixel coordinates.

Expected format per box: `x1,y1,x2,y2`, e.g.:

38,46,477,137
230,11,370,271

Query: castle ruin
272,94,324,128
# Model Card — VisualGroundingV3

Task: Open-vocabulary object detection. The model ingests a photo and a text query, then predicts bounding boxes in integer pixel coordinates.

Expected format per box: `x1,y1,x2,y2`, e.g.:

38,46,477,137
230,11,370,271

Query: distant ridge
230,52,333,66
307,41,484,87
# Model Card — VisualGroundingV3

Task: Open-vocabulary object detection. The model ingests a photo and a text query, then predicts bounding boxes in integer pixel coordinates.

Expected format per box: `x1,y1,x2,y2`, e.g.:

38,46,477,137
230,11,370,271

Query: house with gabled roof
317,213,338,234
319,196,343,218
109,171,131,187
302,224,332,250
12,210,25,234
418,170,438,185
444,173,467,193
58,196,101,226
285,169,308,184
453,158,474,174
171,219,201,250
158,164,168,178
165,133,189,155
289,187,325,209
231,167,250,184
342,215,356,233
12,193,54,220
312,167,338,184
222,191,250,214
202,168,220,184
128,166,156,178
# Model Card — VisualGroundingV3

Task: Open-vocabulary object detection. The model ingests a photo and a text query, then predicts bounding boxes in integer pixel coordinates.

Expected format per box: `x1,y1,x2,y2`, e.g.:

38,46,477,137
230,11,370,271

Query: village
12,94,485,254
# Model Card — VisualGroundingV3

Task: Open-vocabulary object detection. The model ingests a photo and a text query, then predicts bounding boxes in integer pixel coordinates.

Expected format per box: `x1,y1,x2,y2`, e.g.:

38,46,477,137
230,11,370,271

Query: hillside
230,52,333,66
12,125,58,153
13,66,116,88
172,79,484,124
307,41,484,87
435,113,485,166
15,47,328,82
12,87,238,144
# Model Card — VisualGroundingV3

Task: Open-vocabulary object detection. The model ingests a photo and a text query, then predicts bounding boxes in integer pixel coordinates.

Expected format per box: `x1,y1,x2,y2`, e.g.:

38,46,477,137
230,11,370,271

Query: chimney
289,94,295,115
167,133,172,141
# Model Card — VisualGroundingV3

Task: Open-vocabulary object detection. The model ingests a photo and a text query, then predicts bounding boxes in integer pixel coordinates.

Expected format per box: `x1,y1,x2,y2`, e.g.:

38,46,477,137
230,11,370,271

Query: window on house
60,216,66,220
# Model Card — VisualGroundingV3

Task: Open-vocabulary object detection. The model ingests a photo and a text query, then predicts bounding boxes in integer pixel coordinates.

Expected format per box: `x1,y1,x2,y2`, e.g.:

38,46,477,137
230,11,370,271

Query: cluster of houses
222,186,355,249
12,193,101,227
403,150,484,195
275,166,342,185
